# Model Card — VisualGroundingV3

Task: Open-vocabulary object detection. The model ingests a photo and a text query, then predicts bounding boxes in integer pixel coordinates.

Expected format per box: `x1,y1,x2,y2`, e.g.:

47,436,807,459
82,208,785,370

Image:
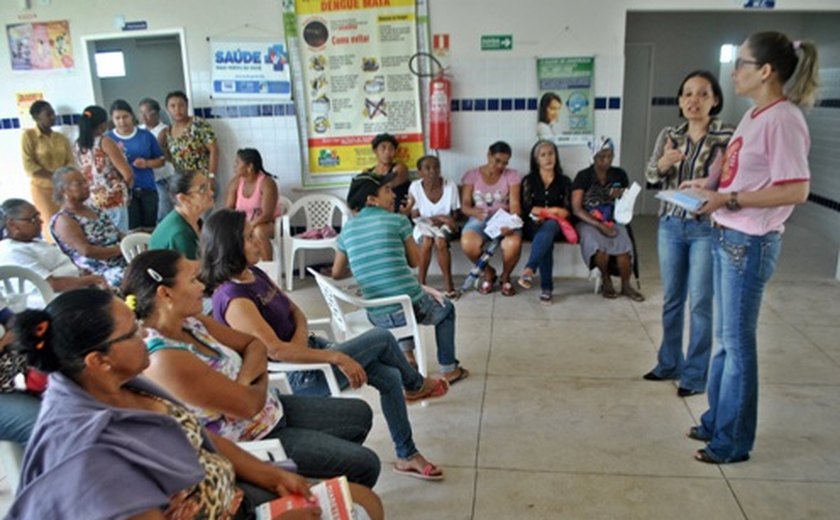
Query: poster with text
16,91,44,127
288,0,424,176
536,57,594,147
210,40,292,99
7,20,74,71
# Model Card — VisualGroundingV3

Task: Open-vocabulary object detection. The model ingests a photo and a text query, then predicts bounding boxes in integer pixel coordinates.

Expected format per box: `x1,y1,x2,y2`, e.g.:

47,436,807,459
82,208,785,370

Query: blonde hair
747,31,820,109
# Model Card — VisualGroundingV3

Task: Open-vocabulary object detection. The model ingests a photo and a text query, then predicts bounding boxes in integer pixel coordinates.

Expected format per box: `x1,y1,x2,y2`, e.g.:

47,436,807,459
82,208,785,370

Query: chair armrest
268,361,342,396
354,293,415,324
268,372,293,395
281,214,292,238
307,317,333,339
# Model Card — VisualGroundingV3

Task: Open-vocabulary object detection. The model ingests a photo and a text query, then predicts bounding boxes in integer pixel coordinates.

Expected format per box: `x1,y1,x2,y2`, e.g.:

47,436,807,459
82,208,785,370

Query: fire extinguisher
409,52,451,150
429,73,451,150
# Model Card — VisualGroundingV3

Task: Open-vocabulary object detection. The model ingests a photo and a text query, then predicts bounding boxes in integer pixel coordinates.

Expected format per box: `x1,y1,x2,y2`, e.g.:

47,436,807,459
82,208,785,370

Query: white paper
483,209,523,239
655,189,708,213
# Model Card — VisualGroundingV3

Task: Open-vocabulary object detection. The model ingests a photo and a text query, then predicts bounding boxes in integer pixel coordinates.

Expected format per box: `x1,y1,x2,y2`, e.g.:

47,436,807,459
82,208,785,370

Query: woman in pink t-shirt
683,31,818,465
460,141,523,296
224,148,279,261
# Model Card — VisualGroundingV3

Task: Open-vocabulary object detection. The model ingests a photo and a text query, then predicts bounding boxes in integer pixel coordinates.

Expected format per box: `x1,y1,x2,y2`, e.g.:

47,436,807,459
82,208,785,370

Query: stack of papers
484,209,523,239
655,189,708,213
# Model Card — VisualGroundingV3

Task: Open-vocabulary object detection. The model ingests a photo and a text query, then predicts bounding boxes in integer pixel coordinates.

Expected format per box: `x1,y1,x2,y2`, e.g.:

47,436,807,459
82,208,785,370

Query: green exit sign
481,34,513,51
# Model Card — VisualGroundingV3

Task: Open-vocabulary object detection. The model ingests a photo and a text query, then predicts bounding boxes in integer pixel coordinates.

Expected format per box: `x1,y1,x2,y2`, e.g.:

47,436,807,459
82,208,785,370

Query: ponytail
786,40,820,109
747,31,820,109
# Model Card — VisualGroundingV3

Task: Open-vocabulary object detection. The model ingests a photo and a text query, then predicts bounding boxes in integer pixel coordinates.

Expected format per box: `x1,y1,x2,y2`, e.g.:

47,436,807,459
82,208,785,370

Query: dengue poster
285,0,424,176
210,40,292,99
536,57,594,147
7,20,74,71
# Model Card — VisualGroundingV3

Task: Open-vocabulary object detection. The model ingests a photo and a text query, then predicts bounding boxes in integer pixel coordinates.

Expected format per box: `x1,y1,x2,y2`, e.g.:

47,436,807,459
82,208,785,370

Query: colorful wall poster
7,20,74,71
16,91,44,127
284,0,424,177
210,39,292,99
536,57,594,146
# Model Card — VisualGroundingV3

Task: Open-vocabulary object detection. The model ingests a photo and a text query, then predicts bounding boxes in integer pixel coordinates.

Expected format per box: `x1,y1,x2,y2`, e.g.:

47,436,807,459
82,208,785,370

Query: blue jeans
104,205,129,233
368,293,459,374
651,216,713,392
289,328,426,459
0,391,40,445
696,228,781,462
156,178,174,223
267,393,380,488
525,219,561,292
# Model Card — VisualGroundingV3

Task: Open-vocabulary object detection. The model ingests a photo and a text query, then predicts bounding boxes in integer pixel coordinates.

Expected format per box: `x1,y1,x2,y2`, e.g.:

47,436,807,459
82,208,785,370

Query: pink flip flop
393,461,444,481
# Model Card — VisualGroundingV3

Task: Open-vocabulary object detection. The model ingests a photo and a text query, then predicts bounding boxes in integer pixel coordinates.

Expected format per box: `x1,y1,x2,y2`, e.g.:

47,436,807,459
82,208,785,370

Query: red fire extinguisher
429,72,451,150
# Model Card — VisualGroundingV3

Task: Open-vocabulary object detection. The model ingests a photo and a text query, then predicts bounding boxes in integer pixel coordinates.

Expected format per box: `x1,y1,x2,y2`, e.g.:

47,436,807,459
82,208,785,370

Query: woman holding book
642,70,734,398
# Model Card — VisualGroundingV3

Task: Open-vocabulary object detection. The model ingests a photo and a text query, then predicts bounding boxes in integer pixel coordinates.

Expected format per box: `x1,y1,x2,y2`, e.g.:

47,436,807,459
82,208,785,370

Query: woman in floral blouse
160,91,219,182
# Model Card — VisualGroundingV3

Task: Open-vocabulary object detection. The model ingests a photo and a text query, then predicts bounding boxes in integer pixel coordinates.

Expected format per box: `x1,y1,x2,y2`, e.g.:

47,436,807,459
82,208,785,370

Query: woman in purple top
201,208,450,482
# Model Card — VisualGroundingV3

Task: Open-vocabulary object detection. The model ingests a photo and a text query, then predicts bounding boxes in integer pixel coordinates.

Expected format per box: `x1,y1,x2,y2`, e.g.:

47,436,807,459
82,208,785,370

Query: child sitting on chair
332,172,469,385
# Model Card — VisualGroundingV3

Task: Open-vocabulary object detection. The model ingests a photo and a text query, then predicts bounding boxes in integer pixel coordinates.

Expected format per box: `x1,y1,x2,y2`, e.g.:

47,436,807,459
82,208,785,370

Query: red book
255,476,353,520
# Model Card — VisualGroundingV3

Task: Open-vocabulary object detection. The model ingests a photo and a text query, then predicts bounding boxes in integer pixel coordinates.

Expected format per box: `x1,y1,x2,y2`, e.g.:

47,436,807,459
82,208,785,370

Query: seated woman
150,169,215,260
49,166,126,287
122,250,382,488
408,155,460,297
571,138,644,301
0,199,107,292
201,208,448,481
7,288,382,519
224,148,279,261
459,141,523,296
518,140,574,304
334,172,469,385
365,133,411,214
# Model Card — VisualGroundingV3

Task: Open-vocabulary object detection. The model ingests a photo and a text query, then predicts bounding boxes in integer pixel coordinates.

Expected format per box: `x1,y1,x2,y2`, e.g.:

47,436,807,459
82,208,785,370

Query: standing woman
107,99,165,230
224,148,279,261
518,140,573,304
686,32,817,464
160,91,219,183
138,98,176,222
74,105,134,232
20,100,75,239
642,71,734,398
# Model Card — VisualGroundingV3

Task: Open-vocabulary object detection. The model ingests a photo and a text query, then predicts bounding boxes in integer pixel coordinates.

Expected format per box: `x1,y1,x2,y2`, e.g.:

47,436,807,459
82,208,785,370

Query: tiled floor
2,216,839,519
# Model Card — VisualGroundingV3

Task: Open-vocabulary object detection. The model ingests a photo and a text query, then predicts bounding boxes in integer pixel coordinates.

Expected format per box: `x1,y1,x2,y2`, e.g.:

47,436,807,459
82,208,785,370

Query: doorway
82,29,190,115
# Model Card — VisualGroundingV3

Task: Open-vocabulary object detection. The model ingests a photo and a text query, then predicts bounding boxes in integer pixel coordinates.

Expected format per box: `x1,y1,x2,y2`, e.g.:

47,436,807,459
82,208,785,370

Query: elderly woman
0,199,106,292
74,105,134,232
49,167,126,288
6,288,382,519
201,209,448,481
571,138,644,301
150,170,215,260
460,141,523,296
122,250,382,488
160,91,219,181
224,148,279,261
20,100,75,239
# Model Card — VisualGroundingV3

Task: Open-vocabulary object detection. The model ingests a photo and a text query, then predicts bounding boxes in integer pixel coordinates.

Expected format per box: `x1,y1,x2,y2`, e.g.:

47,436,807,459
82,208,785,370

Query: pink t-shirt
713,99,810,235
461,167,521,216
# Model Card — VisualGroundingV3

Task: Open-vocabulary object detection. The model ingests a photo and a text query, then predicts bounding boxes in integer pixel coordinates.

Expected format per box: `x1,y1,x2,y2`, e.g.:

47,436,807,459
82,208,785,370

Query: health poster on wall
6,20,74,71
210,40,292,99
285,0,424,176
536,57,594,146
16,91,44,127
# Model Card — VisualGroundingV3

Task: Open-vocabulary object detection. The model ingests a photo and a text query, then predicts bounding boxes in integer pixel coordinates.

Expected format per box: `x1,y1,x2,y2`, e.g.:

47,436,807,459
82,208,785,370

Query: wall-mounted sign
743,0,775,8
481,34,512,51
210,39,292,100
6,20,74,71
536,56,594,146
433,33,449,57
122,21,148,31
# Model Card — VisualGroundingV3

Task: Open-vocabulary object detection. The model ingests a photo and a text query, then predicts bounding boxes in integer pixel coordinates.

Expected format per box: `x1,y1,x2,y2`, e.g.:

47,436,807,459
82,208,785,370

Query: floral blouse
49,206,126,287
74,136,129,210
145,317,284,442
166,117,217,174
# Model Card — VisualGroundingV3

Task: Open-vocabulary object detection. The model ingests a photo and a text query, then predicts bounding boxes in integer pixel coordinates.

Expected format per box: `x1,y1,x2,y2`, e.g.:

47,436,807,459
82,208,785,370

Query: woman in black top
518,140,573,304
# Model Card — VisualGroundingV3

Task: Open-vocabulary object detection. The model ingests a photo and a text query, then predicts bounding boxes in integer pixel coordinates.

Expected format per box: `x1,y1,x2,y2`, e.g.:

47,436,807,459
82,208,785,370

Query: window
719,44,737,64
94,51,126,78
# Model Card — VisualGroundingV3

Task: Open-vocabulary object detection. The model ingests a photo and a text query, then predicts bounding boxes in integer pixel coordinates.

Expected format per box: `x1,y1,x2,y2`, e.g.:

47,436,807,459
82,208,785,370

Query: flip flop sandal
539,291,553,305
622,288,645,302
601,286,618,299
393,461,444,481
518,272,533,289
445,290,461,300
444,367,470,385
478,274,497,295
694,448,750,464
686,426,711,442
501,282,516,296
406,378,450,403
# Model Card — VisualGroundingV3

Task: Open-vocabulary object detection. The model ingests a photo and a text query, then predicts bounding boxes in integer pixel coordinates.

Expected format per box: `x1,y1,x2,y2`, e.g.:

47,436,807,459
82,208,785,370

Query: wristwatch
726,192,741,211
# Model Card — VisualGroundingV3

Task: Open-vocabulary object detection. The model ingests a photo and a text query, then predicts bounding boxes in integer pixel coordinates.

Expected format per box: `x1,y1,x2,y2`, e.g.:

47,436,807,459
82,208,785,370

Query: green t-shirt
149,210,199,259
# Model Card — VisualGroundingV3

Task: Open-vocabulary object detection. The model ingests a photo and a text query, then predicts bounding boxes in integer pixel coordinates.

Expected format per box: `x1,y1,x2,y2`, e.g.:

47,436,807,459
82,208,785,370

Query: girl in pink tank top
224,148,280,260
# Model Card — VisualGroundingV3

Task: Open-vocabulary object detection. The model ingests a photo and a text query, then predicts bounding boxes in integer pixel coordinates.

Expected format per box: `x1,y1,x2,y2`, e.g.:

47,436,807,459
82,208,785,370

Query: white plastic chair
266,317,347,397
0,441,25,493
270,195,293,285
282,195,351,291
0,265,56,309
308,268,429,377
120,232,151,262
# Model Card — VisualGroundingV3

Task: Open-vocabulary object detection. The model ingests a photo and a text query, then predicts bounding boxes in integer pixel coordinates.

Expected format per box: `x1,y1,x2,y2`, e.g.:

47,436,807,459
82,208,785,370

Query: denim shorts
462,217,522,242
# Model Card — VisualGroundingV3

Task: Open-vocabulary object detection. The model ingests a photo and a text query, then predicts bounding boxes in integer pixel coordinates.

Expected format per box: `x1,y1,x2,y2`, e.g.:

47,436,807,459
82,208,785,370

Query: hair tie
146,268,163,282
793,40,802,51
124,294,137,311
83,110,92,118
34,320,49,350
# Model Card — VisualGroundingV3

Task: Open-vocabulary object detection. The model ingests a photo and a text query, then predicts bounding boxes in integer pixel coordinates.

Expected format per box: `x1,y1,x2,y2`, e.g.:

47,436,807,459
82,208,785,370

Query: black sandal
694,448,750,464
686,426,710,442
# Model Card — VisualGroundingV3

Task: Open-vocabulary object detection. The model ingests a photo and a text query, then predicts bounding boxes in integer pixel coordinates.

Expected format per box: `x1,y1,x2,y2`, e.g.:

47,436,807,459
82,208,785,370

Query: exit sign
481,34,513,51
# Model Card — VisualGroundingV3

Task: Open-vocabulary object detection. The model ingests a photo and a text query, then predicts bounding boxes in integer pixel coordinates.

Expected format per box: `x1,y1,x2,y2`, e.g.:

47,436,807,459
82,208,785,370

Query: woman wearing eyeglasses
682,32,818,465
149,170,215,260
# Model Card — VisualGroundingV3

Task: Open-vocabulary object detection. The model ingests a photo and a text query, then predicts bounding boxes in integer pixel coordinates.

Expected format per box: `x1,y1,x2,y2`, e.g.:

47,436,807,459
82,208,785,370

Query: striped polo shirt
337,206,424,316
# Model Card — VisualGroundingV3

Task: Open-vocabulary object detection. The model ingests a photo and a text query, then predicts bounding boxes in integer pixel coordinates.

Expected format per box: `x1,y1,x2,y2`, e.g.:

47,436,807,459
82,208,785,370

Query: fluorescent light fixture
720,44,737,64
95,51,126,78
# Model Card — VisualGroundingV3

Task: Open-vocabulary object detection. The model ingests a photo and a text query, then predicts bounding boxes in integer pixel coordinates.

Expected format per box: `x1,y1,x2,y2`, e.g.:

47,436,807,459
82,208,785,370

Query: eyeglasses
189,182,213,195
11,213,41,224
99,325,143,350
735,58,761,70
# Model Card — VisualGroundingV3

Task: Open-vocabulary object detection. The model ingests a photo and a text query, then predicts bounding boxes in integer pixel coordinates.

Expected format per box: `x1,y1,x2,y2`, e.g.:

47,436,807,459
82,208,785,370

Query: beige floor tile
729,480,840,520
489,319,656,379
375,466,475,520
491,287,641,322
763,282,840,326
473,469,743,520
756,322,840,385
479,375,719,477
796,325,840,366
